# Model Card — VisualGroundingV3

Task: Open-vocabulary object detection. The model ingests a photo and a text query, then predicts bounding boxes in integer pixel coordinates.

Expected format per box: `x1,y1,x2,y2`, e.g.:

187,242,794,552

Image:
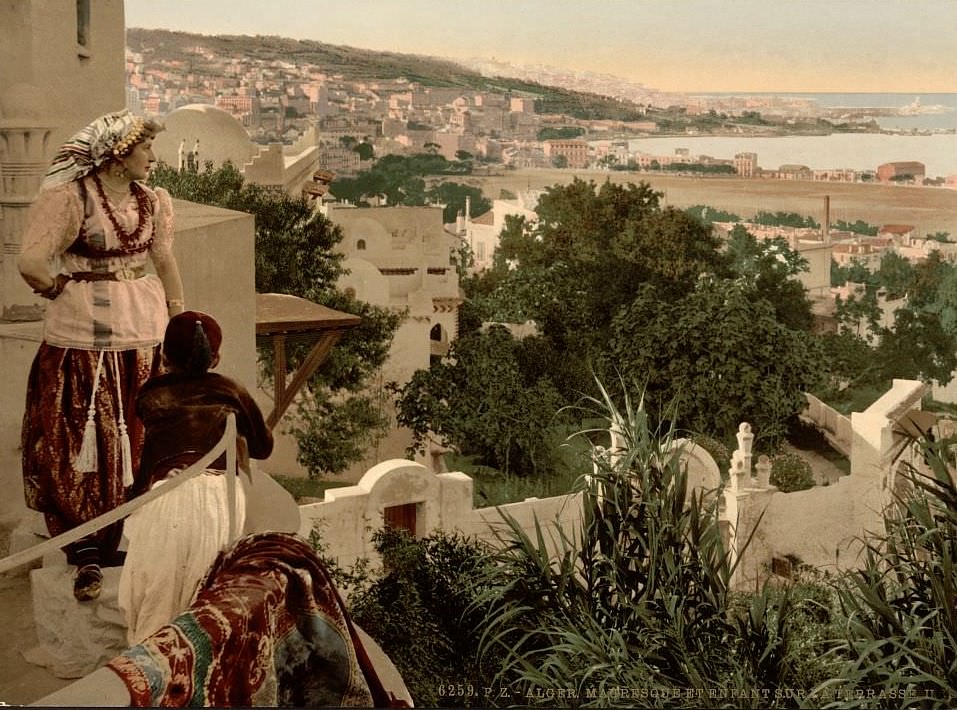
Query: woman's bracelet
166,299,185,309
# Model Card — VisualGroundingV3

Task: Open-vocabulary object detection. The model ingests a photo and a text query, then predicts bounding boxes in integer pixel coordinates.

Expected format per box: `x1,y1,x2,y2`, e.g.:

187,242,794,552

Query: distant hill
126,28,650,121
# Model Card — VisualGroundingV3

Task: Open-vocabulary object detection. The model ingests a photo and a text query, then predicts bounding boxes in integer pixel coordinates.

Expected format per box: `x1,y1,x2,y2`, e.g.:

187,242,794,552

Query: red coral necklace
91,173,151,247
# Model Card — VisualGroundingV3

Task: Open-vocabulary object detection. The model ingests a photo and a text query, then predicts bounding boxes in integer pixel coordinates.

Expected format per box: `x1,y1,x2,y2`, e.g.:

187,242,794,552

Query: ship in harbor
899,96,953,115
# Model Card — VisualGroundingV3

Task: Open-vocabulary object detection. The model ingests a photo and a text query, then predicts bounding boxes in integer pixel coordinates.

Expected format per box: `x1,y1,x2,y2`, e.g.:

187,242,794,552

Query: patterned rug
107,532,404,707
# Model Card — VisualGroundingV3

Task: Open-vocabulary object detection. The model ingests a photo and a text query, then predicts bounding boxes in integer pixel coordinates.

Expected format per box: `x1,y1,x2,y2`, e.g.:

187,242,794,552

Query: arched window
356,239,367,251
430,324,443,341
344,287,356,300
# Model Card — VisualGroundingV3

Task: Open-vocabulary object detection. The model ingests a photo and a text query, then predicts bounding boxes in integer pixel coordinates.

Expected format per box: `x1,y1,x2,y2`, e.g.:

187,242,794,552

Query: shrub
770,451,815,492
690,433,732,473
346,528,499,707
811,440,957,707
471,381,827,706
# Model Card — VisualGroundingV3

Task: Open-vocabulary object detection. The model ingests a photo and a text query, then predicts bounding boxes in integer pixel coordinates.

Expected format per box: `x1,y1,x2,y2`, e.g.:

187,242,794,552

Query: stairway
10,513,128,680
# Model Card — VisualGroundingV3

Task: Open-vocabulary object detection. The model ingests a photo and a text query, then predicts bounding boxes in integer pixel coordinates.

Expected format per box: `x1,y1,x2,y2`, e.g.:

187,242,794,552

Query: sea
624,93,957,179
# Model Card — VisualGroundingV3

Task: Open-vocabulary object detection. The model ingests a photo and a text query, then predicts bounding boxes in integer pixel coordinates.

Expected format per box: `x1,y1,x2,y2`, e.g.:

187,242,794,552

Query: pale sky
123,0,957,93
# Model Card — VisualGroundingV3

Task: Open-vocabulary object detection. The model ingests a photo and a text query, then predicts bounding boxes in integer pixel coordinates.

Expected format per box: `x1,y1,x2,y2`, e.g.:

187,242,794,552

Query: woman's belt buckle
115,267,139,280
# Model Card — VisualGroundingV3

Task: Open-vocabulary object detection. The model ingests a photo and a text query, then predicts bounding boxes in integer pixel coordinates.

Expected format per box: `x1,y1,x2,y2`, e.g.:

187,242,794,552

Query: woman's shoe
73,563,102,601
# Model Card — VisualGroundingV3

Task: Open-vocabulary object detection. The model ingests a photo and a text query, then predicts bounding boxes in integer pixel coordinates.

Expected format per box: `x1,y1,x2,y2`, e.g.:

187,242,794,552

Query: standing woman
18,109,185,601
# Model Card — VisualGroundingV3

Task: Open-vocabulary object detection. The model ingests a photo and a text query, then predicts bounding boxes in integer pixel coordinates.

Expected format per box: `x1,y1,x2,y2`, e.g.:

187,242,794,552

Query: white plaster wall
297,460,583,570
169,200,258,390
798,243,832,296
735,379,928,589
0,0,126,151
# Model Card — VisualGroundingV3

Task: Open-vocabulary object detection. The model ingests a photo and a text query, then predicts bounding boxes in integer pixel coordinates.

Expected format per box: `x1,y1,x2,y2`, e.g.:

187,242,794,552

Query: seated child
118,310,273,645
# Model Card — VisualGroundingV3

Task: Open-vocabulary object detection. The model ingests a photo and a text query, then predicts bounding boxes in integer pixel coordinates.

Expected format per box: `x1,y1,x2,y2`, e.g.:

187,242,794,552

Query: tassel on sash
112,351,135,488
75,350,105,473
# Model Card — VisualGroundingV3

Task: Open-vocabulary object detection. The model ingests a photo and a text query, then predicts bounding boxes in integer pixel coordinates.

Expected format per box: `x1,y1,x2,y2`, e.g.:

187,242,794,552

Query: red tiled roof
879,224,915,234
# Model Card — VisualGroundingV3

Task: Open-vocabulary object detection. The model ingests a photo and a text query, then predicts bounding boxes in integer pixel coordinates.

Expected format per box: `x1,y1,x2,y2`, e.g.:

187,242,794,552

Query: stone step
24,564,128,679
5,512,66,574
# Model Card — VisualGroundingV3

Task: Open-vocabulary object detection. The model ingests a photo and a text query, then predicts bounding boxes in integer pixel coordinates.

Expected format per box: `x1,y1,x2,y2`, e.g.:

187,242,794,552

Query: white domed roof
344,217,390,241
153,104,258,170
338,257,389,306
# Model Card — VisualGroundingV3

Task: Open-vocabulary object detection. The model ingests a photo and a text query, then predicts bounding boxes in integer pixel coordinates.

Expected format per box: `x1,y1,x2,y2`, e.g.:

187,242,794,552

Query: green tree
606,278,822,446
354,141,375,161
685,204,742,224
536,126,585,141
922,265,957,335
875,306,957,384
391,326,570,476
816,330,881,396
752,210,819,229
491,179,728,358
831,258,877,288
426,182,492,223
149,161,400,476
876,251,915,299
832,219,878,236
725,226,813,331
834,288,882,341
332,152,487,209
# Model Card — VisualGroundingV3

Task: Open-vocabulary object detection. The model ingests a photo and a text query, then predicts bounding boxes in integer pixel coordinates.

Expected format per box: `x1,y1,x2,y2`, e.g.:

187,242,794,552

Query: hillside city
125,29,956,187
4,8,957,707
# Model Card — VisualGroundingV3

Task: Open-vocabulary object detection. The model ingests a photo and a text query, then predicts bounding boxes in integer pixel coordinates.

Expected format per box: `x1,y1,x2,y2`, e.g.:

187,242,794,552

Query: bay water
625,93,957,179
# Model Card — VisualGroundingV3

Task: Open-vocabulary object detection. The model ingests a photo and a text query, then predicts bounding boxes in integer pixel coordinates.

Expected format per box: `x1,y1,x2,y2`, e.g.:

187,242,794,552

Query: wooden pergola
256,292,361,429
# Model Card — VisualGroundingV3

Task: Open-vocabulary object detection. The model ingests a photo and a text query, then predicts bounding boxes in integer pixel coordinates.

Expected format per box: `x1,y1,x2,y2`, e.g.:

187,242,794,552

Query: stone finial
755,454,772,488
730,450,748,491
735,422,754,478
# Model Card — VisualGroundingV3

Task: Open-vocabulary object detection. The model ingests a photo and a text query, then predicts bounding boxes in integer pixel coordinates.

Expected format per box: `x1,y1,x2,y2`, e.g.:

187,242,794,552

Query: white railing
0,414,237,575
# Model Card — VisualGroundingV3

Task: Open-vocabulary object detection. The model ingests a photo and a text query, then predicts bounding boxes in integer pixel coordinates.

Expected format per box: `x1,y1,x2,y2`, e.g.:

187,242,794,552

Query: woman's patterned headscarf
43,109,147,187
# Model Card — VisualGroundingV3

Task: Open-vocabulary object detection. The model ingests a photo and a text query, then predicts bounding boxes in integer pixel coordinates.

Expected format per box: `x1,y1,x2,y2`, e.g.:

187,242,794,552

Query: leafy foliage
606,278,822,447
470,384,822,706
491,178,728,356
752,211,819,229
824,249,957,401
812,438,957,707
831,219,878,236
426,181,492,223
685,204,742,224
725,225,813,331
346,528,500,708
330,152,485,219
537,126,586,141
875,307,957,384
391,326,572,476
769,452,815,492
